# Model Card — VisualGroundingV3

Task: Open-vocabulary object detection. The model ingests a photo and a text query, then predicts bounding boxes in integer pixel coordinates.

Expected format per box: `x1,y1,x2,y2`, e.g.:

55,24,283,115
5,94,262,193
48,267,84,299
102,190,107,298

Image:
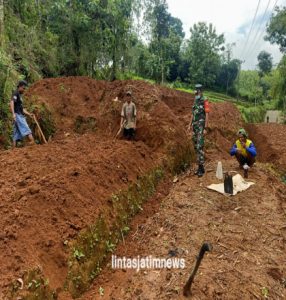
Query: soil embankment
2,77,284,299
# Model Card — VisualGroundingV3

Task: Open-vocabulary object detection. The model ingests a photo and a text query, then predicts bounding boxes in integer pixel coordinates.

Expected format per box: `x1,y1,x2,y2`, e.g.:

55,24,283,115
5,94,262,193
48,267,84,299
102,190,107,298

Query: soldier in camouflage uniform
187,84,210,177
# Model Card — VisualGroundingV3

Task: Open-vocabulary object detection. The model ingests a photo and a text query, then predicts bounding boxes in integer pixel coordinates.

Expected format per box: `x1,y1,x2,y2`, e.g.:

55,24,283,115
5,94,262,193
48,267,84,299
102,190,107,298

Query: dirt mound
0,136,156,291
0,77,247,299
0,78,197,298
26,78,190,151
26,78,243,154
206,102,243,155
246,123,286,173
161,93,244,156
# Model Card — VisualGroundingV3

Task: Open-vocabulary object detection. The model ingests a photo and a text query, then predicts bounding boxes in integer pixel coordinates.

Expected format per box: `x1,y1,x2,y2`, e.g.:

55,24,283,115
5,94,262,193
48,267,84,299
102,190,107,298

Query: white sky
167,0,284,69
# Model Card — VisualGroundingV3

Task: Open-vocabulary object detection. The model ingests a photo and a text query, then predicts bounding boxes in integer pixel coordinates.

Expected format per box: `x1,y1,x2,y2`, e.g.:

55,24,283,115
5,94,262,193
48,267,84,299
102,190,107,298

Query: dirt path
78,156,286,300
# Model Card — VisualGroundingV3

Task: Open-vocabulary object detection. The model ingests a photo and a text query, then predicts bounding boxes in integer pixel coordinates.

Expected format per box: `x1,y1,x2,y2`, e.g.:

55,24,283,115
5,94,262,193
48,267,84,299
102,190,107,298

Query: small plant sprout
99,286,104,296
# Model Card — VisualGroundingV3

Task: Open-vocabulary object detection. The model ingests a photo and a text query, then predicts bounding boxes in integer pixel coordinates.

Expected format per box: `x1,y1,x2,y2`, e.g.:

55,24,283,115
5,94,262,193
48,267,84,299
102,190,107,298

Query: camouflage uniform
192,95,207,165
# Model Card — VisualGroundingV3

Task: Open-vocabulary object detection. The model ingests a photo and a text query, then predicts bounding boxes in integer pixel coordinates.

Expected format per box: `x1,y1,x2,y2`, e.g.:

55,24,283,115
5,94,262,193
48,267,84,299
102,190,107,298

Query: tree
185,22,225,87
265,5,286,112
215,43,240,95
143,0,184,83
148,0,172,83
237,70,263,103
216,59,241,95
257,50,273,75
265,6,286,52
271,56,286,110
47,0,134,79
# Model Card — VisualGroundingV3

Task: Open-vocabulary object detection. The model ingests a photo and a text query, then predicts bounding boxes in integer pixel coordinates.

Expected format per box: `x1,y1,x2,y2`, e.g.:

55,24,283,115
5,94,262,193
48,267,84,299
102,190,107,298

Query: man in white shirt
120,91,137,140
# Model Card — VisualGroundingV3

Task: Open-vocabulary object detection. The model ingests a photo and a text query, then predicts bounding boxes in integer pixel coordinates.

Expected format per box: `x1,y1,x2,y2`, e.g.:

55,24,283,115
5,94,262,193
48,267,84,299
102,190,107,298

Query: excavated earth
80,158,286,300
0,77,194,298
78,106,286,300
246,123,286,172
0,77,285,300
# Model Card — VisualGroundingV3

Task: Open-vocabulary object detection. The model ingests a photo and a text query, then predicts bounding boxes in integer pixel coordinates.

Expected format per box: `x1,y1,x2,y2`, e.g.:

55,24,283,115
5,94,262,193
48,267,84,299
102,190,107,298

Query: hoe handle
183,242,212,297
33,115,48,144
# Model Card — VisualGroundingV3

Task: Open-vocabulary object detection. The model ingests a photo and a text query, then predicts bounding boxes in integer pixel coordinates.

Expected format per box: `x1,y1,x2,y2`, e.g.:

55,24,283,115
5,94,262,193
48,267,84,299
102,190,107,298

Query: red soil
1,77,267,300
1,77,196,297
247,123,286,172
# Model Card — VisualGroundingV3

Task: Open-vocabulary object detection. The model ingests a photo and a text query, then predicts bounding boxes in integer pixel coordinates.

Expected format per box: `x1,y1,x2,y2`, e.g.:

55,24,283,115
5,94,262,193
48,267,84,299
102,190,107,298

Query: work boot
197,164,205,177
243,164,249,178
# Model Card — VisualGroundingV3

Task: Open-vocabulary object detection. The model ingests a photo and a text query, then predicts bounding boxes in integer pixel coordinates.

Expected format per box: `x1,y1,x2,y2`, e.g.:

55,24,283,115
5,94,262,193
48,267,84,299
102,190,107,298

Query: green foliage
0,50,19,147
257,51,273,75
26,100,56,143
236,104,267,123
215,59,240,95
184,22,225,87
66,167,166,298
265,7,286,112
270,55,286,111
73,248,85,261
266,6,286,52
236,70,263,103
143,0,185,83
4,1,59,79
7,268,57,300
1,0,284,121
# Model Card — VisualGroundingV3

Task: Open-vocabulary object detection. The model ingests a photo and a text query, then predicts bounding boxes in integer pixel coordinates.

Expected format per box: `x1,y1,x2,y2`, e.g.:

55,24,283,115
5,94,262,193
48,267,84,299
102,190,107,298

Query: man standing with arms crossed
10,80,35,148
188,84,210,177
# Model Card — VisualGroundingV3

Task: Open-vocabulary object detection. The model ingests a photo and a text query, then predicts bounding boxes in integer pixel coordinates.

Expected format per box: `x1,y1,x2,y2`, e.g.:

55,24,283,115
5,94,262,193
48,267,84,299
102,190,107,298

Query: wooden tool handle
33,115,48,144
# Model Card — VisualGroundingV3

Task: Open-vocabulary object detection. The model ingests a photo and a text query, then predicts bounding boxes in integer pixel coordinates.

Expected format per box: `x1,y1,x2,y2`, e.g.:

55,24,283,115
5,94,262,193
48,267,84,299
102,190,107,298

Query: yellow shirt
235,139,252,157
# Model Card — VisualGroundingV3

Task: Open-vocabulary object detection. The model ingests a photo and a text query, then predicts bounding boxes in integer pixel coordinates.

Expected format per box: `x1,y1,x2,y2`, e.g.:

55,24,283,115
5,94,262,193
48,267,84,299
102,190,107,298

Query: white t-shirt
121,102,137,129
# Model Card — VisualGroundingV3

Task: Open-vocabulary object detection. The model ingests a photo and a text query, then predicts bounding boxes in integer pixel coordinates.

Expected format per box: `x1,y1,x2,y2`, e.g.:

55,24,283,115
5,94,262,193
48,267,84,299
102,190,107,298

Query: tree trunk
226,71,229,95
111,49,117,81
0,0,4,47
160,47,164,84
111,26,118,81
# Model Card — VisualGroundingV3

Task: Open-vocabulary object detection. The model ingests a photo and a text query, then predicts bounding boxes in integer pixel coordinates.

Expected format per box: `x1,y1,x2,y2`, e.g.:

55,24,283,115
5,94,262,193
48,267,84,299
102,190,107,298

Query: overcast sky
167,0,283,70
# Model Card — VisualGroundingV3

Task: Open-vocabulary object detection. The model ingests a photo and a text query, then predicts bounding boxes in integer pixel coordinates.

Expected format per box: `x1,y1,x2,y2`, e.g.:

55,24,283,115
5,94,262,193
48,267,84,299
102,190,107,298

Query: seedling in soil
28,279,41,289
59,83,69,93
90,267,101,280
122,226,130,234
261,287,269,298
106,240,115,252
73,249,85,261
99,286,104,296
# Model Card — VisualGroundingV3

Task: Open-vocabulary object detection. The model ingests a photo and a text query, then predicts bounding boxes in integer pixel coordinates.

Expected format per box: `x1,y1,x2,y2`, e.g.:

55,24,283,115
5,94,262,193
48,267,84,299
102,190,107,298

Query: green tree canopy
265,6,286,52
257,50,273,75
185,22,225,87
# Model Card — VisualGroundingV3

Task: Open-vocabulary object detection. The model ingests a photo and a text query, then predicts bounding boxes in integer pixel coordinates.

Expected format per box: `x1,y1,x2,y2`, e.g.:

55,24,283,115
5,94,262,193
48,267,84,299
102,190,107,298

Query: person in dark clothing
10,80,35,148
230,128,257,178
187,84,210,177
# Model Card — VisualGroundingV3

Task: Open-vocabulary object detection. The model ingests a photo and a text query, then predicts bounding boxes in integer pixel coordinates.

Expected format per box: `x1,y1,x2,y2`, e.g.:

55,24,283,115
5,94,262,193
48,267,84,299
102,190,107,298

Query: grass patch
7,268,57,300
236,105,267,123
65,167,165,298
